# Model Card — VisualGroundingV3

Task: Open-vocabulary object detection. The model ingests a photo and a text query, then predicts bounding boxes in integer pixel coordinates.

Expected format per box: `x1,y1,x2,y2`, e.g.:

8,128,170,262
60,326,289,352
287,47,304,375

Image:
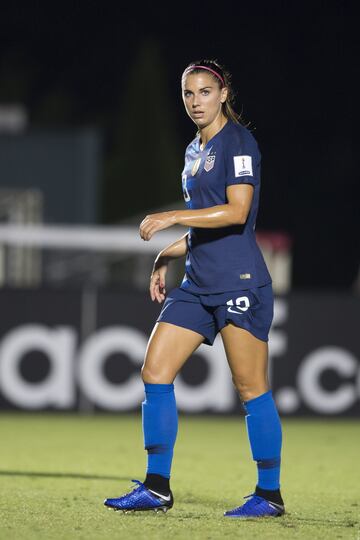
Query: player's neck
199,114,228,151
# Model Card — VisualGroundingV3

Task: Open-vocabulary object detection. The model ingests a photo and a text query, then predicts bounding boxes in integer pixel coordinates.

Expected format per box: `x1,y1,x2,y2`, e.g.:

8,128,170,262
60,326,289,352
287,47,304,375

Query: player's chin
188,112,205,125
192,117,206,128
193,116,213,130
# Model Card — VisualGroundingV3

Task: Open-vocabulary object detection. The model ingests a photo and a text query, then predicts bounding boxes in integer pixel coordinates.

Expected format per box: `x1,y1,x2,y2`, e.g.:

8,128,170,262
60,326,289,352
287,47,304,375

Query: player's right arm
150,232,189,303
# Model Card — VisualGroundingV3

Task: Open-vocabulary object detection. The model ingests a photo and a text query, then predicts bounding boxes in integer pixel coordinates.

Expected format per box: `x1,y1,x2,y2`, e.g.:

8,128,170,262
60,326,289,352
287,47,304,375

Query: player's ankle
143,473,170,496
255,485,284,506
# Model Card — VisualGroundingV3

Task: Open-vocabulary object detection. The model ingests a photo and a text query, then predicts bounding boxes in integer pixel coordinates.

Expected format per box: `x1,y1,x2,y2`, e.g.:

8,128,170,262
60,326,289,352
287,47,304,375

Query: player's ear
220,86,228,103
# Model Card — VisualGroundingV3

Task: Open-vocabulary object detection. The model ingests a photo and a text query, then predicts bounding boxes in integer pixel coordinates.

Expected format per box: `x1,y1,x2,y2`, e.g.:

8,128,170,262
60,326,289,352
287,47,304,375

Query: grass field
0,414,359,540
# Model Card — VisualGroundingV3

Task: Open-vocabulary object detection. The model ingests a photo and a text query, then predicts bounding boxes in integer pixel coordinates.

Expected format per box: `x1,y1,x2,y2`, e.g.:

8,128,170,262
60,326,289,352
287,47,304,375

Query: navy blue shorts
156,283,274,345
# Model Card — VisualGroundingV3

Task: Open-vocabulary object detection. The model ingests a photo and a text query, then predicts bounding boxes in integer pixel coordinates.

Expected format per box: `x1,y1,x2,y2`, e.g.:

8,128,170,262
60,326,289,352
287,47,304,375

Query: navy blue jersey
180,119,271,293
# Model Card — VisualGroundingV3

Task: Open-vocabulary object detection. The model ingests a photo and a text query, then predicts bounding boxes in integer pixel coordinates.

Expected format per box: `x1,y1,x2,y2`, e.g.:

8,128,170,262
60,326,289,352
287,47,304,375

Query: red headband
184,65,225,87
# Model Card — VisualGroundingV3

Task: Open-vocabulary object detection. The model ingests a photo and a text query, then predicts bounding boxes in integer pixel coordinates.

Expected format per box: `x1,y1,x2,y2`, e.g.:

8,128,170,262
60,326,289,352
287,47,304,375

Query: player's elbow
237,213,248,225
229,205,248,225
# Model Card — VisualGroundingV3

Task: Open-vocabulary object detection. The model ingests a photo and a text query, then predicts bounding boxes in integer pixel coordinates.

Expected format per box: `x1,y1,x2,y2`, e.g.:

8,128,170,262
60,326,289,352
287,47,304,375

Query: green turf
0,414,359,540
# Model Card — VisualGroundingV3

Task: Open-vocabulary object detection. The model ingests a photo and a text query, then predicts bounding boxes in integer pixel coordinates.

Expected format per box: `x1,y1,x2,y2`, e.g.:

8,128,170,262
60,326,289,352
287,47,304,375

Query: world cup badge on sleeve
204,154,216,172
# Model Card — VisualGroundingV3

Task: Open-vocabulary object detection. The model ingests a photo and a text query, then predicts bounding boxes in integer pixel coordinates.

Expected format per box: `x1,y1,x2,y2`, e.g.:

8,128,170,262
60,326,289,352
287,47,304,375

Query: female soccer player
104,59,285,518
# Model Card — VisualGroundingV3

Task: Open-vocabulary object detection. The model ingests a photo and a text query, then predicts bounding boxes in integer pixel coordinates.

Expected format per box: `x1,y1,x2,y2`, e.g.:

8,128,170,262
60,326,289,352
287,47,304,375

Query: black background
0,2,359,288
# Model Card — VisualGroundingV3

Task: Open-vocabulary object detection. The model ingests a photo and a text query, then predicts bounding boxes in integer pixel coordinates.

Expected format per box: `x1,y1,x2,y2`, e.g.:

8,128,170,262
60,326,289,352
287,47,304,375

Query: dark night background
0,1,358,290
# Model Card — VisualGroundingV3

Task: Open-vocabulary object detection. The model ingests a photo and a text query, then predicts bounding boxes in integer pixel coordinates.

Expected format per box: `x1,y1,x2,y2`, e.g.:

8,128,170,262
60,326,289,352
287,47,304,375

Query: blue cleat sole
104,480,173,513
105,503,170,514
224,494,285,518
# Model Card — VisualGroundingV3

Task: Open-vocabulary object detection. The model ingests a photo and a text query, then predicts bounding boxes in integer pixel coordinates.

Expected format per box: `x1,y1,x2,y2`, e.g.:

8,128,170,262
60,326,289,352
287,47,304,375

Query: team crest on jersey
204,154,216,172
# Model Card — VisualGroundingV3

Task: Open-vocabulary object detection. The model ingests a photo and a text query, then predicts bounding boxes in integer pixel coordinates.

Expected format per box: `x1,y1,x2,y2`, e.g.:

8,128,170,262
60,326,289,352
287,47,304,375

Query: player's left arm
176,184,254,227
139,132,259,241
139,185,253,240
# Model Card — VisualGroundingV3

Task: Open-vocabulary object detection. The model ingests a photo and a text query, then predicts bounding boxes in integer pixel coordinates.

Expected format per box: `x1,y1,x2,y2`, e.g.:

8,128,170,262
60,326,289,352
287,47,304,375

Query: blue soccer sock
142,383,178,480
243,390,282,491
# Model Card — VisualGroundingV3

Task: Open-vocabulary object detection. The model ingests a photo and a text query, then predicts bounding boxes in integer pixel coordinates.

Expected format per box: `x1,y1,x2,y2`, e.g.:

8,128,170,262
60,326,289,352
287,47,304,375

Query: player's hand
139,211,177,241
150,257,169,303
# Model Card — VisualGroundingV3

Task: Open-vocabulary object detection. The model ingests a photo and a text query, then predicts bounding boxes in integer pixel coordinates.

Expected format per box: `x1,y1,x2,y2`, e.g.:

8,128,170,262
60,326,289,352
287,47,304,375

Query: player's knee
231,374,267,402
141,364,157,383
141,363,173,384
232,374,250,399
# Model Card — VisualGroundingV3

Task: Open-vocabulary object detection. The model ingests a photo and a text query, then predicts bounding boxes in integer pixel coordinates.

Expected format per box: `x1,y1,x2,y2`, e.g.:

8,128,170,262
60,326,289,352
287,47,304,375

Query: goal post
0,224,292,292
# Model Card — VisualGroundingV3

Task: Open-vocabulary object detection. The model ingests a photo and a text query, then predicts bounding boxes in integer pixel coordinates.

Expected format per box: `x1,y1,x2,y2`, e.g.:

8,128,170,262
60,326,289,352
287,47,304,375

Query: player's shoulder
224,120,259,152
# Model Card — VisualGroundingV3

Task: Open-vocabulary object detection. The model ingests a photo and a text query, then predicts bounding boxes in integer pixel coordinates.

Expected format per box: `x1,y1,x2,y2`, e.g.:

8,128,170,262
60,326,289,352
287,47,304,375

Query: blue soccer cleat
224,494,285,518
104,479,173,513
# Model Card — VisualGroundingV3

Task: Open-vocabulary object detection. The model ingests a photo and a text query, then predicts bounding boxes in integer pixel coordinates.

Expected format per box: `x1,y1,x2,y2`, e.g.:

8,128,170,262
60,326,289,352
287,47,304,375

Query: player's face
182,72,228,128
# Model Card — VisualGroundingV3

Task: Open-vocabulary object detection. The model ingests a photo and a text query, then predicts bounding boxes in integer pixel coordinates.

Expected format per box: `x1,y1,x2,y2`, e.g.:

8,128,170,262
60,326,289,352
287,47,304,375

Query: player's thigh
142,321,204,384
220,323,269,400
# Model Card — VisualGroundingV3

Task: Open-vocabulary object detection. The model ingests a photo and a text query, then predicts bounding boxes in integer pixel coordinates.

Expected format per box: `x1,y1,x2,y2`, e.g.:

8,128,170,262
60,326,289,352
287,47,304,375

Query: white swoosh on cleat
268,503,283,511
148,489,171,501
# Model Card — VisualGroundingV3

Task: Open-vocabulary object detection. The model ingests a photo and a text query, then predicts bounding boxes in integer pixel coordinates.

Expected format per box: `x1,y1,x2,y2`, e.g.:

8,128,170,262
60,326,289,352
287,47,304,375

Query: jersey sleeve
224,129,260,188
